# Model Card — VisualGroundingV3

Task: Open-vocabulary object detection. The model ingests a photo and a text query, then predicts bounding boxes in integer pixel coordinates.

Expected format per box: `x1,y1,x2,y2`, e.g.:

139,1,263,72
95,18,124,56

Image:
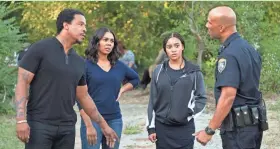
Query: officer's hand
148,133,157,143
86,125,97,146
16,122,30,143
193,130,212,146
101,126,119,148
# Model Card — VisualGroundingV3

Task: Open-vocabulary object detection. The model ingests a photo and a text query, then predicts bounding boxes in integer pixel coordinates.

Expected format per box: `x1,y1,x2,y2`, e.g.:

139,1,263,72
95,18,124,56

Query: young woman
78,27,139,149
146,32,207,149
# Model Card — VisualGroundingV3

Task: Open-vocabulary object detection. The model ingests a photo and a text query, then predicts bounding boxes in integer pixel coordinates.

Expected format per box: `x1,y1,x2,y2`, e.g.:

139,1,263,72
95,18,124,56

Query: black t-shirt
214,33,262,107
166,62,185,86
19,37,86,125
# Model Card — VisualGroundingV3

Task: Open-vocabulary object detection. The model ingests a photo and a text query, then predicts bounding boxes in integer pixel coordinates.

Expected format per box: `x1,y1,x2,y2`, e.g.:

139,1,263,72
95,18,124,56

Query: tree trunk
197,37,205,68
185,1,206,68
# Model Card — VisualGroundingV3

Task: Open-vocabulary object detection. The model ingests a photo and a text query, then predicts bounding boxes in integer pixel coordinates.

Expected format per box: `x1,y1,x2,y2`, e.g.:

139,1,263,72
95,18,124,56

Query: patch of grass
0,102,15,115
269,99,280,123
0,115,24,149
123,124,142,135
269,100,280,112
124,145,134,149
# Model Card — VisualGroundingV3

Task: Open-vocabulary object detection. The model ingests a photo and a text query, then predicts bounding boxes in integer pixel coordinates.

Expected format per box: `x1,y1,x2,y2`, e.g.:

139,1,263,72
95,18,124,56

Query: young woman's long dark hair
85,27,121,65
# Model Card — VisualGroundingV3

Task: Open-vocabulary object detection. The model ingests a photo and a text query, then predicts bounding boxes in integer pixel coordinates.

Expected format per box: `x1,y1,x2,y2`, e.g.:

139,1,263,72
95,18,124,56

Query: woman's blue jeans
80,118,123,149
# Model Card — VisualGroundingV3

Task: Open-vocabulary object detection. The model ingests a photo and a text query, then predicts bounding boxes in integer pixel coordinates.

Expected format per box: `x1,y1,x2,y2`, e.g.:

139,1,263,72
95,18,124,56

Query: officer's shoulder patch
218,58,226,73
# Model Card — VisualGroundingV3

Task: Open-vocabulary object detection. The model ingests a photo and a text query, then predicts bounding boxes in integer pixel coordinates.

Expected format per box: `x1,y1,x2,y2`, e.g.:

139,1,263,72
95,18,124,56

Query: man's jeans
25,121,75,149
80,118,123,149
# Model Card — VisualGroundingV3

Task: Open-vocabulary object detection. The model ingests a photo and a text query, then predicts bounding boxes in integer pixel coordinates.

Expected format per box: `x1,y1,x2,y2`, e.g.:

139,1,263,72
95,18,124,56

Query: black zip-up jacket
146,60,207,135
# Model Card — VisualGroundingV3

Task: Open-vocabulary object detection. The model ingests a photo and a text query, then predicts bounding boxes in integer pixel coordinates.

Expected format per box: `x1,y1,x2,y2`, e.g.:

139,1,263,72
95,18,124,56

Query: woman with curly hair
78,27,139,149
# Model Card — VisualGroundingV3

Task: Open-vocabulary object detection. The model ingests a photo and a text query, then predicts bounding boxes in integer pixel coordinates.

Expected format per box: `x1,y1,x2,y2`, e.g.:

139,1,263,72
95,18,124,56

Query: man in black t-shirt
15,9,118,149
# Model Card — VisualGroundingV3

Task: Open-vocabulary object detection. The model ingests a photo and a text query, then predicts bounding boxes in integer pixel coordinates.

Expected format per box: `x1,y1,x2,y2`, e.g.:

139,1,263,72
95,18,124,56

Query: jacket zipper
165,70,190,118
164,70,184,118
164,70,172,118
65,54,69,64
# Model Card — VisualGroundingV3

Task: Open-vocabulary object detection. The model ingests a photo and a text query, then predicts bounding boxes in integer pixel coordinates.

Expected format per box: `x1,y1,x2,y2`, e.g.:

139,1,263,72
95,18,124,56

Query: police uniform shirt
19,37,86,126
214,32,262,107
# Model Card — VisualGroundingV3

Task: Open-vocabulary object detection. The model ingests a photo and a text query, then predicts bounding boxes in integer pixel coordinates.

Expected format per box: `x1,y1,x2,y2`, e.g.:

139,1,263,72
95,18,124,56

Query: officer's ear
219,25,226,33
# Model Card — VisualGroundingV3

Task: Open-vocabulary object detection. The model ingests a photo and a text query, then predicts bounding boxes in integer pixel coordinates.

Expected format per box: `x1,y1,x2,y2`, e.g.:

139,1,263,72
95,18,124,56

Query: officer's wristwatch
205,126,215,135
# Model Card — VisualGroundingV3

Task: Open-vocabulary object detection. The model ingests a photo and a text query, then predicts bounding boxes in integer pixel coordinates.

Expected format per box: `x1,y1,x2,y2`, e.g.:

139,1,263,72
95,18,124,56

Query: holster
258,99,269,131
221,111,234,131
251,107,259,125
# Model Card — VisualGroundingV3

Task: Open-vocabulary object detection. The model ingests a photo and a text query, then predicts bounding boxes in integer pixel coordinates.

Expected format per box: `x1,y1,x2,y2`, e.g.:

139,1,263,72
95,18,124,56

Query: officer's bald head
209,6,236,27
206,6,237,42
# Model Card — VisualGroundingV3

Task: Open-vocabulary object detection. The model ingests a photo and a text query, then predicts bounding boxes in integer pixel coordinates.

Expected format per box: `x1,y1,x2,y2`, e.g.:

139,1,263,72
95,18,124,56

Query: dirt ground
74,89,280,149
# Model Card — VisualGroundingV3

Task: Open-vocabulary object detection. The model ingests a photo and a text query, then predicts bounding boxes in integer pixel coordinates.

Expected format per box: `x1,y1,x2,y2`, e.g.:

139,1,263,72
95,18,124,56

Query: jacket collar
162,58,200,73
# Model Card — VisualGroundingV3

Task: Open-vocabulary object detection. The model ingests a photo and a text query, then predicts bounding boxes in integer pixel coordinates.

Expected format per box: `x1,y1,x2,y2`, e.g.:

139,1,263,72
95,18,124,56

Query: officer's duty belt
221,104,268,131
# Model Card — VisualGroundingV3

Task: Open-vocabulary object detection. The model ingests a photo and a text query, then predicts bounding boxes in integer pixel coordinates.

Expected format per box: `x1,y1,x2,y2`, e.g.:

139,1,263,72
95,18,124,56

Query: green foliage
162,2,280,92
203,57,216,89
260,53,280,92
15,1,280,95
20,2,173,67
0,115,24,149
0,103,15,115
0,4,25,114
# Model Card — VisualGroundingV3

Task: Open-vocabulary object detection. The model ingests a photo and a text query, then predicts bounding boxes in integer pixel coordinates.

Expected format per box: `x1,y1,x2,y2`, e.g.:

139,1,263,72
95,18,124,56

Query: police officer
194,6,265,149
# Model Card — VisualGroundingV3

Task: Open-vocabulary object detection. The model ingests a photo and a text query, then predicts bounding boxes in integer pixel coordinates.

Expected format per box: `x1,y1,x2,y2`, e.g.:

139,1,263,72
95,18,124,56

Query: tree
0,4,25,114
18,1,280,92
